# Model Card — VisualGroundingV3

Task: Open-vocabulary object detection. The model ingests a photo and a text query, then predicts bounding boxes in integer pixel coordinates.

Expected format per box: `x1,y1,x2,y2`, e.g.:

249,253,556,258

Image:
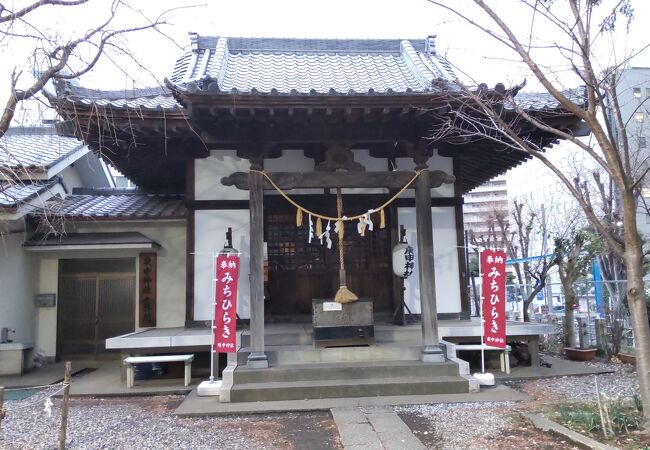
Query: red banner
481,249,507,348
214,253,240,352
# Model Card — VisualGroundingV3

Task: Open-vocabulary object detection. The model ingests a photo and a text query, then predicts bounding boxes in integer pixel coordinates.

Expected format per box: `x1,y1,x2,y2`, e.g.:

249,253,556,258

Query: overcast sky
1,0,649,125
3,0,649,94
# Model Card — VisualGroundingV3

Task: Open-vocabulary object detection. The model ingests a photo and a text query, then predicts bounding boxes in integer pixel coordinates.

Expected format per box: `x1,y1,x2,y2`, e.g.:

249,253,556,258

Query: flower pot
564,347,597,361
617,352,636,365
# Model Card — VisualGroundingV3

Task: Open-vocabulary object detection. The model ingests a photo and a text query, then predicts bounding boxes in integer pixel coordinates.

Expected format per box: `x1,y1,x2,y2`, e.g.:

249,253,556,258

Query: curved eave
163,77,461,109
44,89,186,118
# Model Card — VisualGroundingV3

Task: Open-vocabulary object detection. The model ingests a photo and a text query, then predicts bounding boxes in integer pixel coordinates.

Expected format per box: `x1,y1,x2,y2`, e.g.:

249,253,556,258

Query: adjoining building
2,34,585,399
0,126,113,373
463,175,508,248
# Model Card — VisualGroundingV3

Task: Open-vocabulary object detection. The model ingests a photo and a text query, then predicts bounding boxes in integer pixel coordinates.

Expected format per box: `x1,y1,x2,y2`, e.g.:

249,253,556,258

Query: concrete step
232,360,460,384
236,342,423,365
229,375,469,402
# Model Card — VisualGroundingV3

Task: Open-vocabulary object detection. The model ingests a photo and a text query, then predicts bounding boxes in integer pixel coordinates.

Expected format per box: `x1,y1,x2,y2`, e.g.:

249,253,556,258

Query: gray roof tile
0,180,60,210
1,127,85,172
171,36,458,95
45,189,186,220
507,87,586,111
51,84,180,110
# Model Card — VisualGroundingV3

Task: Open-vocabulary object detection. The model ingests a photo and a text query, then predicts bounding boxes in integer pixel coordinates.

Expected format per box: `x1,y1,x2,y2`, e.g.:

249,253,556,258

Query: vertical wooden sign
139,253,157,327
481,249,506,348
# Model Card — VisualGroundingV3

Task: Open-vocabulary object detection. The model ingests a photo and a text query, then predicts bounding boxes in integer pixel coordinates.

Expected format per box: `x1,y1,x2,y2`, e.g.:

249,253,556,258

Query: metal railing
467,279,639,353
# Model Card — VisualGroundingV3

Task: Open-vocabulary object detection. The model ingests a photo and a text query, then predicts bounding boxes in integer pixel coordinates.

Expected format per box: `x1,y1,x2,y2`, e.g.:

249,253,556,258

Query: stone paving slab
525,412,619,450
332,406,425,450
495,355,614,380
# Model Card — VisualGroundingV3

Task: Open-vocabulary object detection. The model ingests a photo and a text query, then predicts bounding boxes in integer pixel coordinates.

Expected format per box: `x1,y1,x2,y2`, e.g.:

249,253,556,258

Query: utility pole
541,204,554,314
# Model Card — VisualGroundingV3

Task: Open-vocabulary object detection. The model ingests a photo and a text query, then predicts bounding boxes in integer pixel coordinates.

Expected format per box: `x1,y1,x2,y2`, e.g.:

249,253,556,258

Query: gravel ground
0,392,339,450
0,356,640,450
394,356,640,449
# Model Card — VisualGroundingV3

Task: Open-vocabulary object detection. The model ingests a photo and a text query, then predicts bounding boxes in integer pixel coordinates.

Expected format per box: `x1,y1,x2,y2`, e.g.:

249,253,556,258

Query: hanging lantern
392,242,415,278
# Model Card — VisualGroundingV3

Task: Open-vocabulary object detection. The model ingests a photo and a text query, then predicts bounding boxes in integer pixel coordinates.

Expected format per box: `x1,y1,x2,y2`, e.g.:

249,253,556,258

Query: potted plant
564,346,597,361
617,346,636,365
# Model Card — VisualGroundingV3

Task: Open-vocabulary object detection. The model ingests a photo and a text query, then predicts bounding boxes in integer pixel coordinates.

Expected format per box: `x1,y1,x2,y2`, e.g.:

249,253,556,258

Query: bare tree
0,0,183,136
492,198,560,321
428,0,650,421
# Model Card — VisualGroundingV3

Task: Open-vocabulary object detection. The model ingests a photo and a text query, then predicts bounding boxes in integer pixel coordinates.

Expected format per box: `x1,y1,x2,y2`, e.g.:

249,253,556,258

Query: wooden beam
221,170,455,190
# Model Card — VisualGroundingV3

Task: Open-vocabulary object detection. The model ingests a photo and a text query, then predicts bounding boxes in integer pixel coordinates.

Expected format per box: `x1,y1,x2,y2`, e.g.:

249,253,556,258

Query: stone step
232,360,460,384
239,325,422,347
236,342,423,365
229,375,469,402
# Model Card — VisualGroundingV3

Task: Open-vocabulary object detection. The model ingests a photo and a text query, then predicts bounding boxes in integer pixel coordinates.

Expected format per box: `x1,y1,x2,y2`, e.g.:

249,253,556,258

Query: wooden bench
123,354,194,388
454,344,511,374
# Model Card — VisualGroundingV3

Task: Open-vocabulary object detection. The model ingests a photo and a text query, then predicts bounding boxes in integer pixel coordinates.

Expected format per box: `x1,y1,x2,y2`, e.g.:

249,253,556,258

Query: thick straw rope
250,169,422,222
336,188,345,272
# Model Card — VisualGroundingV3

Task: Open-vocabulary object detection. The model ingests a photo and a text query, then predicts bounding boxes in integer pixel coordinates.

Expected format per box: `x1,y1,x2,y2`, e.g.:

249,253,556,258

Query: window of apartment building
634,87,642,99
635,112,644,123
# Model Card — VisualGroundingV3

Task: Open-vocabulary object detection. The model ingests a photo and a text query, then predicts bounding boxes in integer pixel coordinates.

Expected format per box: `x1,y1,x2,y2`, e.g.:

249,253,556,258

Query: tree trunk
563,282,577,348
523,282,544,322
622,191,650,424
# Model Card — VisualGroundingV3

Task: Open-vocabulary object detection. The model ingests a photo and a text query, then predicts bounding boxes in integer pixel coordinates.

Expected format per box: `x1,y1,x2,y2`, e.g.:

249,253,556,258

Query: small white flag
44,398,54,417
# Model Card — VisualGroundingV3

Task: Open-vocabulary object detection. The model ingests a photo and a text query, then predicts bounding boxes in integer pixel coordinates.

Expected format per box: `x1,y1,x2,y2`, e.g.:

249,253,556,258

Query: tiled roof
50,83,180,110
169,35,458,95
1,127,86,172
0,179,60,211
507,87,586,111
45,188,186,220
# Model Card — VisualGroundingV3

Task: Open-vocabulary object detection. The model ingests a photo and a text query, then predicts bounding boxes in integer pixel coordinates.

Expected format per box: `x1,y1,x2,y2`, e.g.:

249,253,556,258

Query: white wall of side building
0,223,38,345
32,220,186,357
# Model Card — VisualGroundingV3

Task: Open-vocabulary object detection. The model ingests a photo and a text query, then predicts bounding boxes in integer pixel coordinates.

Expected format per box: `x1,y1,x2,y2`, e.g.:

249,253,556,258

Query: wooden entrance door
57,259,135,358
266,198,393,316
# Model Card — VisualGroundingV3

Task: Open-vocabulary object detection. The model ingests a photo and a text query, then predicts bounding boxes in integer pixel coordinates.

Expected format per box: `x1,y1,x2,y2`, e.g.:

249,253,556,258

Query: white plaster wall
194,210,251,320
265,150,315,172
398,206,462,314
59,165,85,191
195,150,250,200
0,227,37,344
37,259,58,357
395,151,455,198
265,149,322,196
342,150,389,194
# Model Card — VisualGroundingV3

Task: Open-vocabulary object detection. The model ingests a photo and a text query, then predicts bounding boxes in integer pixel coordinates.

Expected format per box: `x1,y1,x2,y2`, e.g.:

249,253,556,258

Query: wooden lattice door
57,259,135,358
266,198,393,316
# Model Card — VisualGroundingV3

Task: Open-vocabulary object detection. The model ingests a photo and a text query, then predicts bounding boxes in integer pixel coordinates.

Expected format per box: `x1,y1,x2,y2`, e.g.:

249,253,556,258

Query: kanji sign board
481,249,507,348
214,253,240,352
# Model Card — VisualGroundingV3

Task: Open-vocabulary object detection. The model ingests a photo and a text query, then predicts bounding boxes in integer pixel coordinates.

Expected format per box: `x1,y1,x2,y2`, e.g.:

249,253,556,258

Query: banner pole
210,250,217,383
478,250,485,373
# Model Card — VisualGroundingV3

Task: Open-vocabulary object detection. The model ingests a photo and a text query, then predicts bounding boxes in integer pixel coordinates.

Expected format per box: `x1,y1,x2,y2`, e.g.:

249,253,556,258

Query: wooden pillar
453,158,471,320
247,168,268,368
415,169,444,362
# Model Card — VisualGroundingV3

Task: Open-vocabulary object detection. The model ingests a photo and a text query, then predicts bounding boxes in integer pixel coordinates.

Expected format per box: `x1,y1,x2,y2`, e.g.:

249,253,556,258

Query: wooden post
415,169,444,362
58,361,71,450
0,386,5,429
247,169,268,368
